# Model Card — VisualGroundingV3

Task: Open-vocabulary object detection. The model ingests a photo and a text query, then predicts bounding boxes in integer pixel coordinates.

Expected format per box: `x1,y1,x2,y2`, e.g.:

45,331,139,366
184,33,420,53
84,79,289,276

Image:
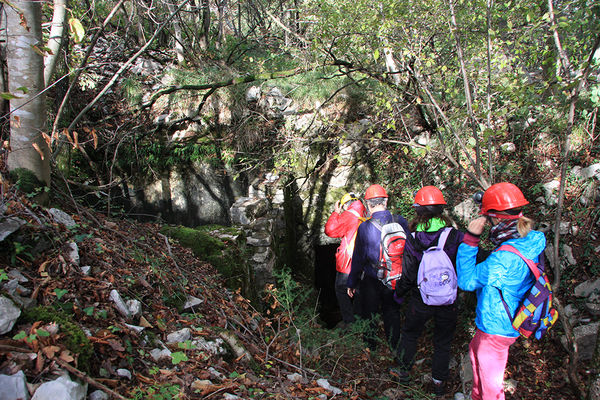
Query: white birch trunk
7,1,50,186
383,47,402,86
166,2,185,64
44,0,67,86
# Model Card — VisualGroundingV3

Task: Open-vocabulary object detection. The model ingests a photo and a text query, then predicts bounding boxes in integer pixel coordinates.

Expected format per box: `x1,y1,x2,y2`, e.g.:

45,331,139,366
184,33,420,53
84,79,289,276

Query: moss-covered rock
161,225,225,256
21,306,93,373
9,168,46,195
160,225,255,300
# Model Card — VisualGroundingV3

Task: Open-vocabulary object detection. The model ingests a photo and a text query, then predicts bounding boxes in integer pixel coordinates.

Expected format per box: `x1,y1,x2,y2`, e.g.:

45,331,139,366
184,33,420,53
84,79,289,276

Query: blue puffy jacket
347,210,409,289
457,230,546,337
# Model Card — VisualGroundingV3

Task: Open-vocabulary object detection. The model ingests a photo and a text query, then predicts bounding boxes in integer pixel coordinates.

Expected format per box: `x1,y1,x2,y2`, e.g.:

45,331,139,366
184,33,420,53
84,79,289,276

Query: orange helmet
364,184,388,200
481,182,529,214
413,186,446,206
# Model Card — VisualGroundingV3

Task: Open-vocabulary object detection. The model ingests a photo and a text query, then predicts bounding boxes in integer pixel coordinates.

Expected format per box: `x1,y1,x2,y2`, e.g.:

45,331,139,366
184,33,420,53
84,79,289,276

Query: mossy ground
160,225,254,300
21,306,94,373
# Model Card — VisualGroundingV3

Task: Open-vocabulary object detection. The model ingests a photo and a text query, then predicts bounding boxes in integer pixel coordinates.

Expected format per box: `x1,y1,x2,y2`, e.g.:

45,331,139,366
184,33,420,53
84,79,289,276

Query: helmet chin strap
485,211,523,220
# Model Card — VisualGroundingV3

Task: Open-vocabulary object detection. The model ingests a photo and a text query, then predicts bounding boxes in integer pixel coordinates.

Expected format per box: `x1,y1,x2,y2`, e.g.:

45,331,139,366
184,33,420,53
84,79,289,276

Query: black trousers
397,297,458,381
335,272,355,323
358,275,402,352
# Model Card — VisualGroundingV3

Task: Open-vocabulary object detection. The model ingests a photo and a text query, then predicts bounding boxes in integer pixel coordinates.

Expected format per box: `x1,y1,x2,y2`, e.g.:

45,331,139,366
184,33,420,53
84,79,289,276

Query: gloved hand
393,292,404,305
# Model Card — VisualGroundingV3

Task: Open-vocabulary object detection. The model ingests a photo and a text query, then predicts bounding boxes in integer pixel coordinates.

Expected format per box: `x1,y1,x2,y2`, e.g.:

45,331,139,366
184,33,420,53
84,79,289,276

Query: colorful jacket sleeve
324,211,346,238
457,242,490,291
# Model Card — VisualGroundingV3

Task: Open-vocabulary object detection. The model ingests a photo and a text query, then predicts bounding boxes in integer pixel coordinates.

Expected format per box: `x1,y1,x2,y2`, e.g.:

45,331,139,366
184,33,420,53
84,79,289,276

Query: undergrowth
265,268,390,375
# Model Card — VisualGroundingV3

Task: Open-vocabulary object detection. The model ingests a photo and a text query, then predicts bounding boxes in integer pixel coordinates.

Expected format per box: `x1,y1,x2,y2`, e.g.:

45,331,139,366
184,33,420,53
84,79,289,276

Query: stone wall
129,161,246,226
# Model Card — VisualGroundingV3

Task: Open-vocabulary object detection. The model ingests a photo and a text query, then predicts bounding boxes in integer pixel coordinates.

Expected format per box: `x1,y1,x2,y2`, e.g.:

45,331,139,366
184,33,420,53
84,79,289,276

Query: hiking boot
389,366,410,384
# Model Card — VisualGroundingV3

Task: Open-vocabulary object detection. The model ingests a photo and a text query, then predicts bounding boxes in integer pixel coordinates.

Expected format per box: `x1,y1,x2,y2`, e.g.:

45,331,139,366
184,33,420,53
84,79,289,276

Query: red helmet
364,184,388,200
414,186,446,206
481,182,529,214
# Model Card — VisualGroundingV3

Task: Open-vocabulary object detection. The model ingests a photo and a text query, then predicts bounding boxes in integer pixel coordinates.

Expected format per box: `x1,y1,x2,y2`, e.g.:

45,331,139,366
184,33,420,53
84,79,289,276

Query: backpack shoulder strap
370,218,383,232
436,227,452,249
496,244,541,279
494,244,544,323
347,209,361,219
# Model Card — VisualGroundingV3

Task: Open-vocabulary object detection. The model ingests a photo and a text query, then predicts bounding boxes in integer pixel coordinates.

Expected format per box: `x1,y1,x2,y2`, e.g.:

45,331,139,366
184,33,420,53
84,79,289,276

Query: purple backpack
416,228,457,306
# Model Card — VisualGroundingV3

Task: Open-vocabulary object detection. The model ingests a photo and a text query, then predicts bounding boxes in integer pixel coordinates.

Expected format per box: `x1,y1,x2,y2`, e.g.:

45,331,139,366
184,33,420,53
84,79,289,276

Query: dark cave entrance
314,243,341,328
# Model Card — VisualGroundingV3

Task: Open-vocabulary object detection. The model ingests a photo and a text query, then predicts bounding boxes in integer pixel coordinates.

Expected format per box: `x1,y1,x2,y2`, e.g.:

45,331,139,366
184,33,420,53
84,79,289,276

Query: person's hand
347,288,355,298
468,217,488,236
334,201,342,214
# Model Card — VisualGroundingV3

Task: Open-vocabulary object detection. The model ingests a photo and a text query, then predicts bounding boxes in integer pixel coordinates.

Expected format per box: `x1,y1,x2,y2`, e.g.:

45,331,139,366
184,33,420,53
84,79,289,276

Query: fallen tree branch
52,357,128,400
0,346,127,400
139,66,315,111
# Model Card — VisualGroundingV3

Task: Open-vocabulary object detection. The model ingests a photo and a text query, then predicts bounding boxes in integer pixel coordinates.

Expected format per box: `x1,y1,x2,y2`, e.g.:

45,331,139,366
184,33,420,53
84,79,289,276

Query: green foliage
13,328,50,343
161,225,225,255
83,306,95,316
122,76,143,106
10,242,33,266
265,268,377,373
131,383,181,400
162,291,187,311
21,306,94,373
54,288,68,300
119,138,232,179
9,168,45,195
170,351,188,365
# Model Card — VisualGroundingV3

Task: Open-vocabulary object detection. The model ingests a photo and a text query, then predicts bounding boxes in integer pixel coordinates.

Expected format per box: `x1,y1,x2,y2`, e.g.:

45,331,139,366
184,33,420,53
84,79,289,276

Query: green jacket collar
416,217,447,232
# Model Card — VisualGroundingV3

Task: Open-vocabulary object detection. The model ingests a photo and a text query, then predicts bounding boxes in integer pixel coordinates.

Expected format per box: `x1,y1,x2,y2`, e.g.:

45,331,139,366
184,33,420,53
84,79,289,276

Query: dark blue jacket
347,210,409,289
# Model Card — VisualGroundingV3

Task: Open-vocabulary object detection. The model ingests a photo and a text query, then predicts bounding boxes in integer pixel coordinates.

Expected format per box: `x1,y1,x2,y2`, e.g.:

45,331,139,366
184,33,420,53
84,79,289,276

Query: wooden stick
52,357,128,400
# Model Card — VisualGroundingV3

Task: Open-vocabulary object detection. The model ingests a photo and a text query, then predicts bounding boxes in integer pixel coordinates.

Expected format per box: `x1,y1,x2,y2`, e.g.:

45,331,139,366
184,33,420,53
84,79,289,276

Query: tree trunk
383,47,402,86
448,0,482,182
486,0,494,181
6,1,50,186
44,0,67,86
166,2,186,64
216,0,226,49
200,0,210,50
0,32,7,120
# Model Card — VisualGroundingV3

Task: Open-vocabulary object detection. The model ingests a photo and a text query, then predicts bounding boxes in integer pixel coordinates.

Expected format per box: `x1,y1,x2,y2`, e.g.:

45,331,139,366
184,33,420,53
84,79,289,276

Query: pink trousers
469,329,517,400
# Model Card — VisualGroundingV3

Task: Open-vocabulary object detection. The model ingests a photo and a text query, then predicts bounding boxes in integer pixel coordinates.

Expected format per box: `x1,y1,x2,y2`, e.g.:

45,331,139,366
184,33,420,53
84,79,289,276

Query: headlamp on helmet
340,192,358,207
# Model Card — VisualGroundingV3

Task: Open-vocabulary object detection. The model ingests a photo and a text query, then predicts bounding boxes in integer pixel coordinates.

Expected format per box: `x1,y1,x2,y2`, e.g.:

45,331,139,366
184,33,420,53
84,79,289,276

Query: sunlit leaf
69,18,85,43
0,92,19,100
171,351,188,365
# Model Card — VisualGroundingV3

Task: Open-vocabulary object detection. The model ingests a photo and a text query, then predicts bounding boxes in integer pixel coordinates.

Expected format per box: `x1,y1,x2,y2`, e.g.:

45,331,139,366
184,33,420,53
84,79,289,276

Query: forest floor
0,182,591,400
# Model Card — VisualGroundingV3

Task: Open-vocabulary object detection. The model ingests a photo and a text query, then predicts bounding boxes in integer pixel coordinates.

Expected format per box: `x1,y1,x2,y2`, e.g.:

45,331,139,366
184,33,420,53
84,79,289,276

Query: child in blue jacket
457,182,545,400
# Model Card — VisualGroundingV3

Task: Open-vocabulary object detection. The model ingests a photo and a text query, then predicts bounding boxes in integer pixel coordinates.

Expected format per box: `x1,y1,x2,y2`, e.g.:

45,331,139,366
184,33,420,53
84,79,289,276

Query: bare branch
67,0,192,131
547,0,572,75
448,0,482,180
52,0,127,137
552,33,600,291
406,63,489,188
